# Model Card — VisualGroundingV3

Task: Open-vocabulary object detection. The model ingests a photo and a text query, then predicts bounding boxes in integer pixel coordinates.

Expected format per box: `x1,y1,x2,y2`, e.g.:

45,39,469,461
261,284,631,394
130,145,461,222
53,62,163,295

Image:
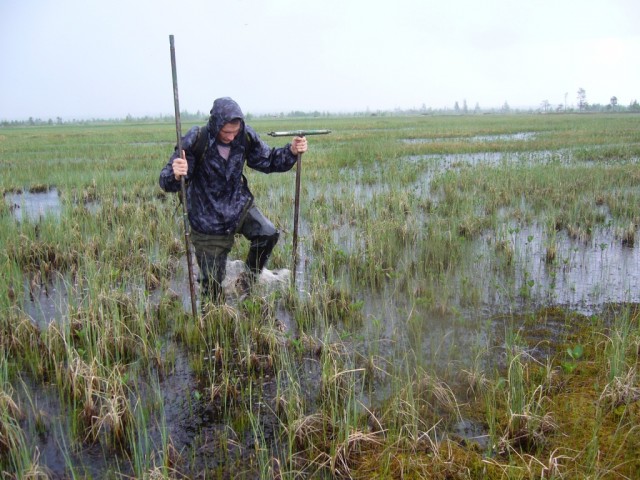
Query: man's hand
290,136,308,156
173,150,188,180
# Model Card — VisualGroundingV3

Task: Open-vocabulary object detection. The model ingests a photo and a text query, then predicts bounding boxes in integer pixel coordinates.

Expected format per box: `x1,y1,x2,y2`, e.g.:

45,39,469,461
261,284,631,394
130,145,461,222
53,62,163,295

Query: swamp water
5,189,62,222
7,146,640,477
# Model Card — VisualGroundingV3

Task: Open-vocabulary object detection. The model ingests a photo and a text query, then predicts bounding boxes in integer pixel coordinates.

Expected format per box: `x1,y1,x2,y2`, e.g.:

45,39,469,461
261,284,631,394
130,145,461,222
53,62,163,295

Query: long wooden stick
292,150,303,283
267,130,330,284
169,35,198,318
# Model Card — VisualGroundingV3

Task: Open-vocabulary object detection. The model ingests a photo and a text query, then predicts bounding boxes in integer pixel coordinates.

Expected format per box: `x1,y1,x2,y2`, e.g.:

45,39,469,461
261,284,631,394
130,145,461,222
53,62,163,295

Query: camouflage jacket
159,97,297,236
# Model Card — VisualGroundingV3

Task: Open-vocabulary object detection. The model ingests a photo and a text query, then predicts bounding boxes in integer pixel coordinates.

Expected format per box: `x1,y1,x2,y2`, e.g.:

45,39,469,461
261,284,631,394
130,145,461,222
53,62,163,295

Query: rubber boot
244,232,280,291
199,253,227,307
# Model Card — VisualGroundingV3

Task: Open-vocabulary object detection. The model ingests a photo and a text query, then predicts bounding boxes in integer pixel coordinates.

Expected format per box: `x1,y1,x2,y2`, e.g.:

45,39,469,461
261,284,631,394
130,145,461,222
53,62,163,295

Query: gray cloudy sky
1,0,638,120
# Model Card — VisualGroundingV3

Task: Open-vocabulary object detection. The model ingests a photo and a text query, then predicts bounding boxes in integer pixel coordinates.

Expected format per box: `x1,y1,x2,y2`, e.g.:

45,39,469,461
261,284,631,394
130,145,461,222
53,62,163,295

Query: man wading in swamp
159,97,307,306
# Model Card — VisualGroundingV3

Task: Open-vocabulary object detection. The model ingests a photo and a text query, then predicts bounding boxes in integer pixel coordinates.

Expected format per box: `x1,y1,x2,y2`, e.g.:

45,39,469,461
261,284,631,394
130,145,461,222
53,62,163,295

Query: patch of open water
402,131,538,143
472,223,640,315
5,188,62,221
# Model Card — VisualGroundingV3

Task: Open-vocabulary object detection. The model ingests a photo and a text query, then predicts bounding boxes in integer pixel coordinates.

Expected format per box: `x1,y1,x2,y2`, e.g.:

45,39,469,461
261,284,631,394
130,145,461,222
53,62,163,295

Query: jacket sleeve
159,126,201,192
244,125,298,174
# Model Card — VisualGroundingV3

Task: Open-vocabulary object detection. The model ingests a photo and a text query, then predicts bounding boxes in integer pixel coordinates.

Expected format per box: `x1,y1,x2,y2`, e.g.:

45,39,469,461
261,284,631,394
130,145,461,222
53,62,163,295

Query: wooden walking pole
267,130,330,284
169,35,198,318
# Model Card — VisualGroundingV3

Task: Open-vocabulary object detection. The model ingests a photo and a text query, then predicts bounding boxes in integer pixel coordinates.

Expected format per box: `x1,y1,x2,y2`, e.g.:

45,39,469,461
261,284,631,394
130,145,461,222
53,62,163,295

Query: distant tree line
0,110,209,128
536,88,640,114
3,95,640,127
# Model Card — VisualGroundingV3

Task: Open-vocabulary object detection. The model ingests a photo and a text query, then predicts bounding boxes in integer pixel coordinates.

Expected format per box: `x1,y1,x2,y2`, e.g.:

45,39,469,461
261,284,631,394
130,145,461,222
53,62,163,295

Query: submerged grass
1,113,640,478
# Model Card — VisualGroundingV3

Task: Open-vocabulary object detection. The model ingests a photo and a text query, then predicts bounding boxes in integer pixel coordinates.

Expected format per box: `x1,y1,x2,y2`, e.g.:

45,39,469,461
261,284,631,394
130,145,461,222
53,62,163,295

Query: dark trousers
190,205,279,302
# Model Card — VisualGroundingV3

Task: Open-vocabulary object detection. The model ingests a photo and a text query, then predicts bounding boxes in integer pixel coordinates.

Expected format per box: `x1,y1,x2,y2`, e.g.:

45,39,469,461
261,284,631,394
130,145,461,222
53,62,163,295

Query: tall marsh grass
1,113,639,477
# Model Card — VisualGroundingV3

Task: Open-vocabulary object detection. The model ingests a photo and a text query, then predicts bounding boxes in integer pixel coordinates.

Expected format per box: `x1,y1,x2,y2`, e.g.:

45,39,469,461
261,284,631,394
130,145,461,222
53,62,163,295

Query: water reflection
402,131,538,143
470,223,640,315
6,188,61,221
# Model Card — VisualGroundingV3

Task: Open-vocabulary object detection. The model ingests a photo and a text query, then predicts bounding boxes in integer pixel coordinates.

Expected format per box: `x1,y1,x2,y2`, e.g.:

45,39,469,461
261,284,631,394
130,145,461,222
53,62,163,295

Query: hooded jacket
159,97,298,235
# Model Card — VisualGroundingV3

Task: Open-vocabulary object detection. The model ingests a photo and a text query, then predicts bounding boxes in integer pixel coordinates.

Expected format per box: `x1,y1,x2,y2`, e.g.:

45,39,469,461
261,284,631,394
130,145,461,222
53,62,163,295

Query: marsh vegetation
1,113,640,478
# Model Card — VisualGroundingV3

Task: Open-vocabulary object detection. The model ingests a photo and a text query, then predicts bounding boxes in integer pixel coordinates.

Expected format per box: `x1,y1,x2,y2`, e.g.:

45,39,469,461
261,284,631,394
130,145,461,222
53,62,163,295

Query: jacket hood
207,97,245,138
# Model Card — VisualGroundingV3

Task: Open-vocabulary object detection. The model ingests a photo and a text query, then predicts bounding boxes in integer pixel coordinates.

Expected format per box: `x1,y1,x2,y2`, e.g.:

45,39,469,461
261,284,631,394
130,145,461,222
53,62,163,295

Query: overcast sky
1,0,638,120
